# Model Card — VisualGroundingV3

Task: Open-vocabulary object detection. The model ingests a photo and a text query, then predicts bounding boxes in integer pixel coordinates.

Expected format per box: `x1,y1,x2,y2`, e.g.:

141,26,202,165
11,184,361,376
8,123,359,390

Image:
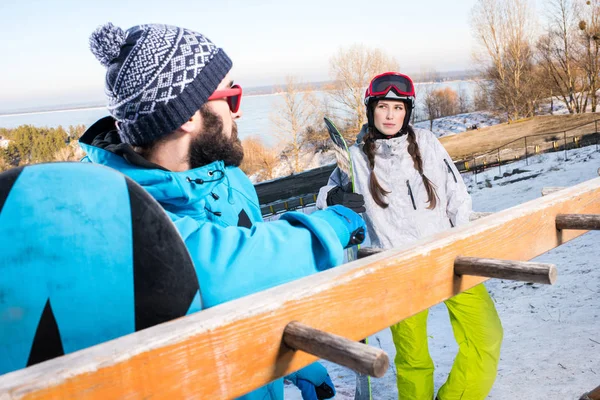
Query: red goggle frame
365,73,415,105
208,84,242,113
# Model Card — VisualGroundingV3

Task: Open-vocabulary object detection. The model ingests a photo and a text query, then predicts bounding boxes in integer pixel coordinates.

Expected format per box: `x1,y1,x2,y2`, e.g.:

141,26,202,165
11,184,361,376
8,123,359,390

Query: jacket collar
356,124,407,144
78,116,227,210
356,124,409,157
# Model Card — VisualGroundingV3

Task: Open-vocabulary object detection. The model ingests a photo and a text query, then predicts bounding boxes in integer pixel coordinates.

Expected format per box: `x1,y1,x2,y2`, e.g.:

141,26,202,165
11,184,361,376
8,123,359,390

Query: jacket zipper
406,180,417,210
444,159,458,183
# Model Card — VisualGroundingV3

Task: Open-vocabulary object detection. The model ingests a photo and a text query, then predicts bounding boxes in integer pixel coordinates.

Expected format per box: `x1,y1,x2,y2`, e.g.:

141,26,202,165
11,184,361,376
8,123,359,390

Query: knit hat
89,23,232,146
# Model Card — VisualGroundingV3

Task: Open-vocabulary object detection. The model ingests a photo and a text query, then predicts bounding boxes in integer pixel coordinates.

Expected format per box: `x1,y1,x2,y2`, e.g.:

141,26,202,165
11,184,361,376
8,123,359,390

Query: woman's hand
326,185,366,213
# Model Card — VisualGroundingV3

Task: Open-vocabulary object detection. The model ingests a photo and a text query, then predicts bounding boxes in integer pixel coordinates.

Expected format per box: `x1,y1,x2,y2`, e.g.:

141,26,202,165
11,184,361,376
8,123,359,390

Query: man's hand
285,362,336,400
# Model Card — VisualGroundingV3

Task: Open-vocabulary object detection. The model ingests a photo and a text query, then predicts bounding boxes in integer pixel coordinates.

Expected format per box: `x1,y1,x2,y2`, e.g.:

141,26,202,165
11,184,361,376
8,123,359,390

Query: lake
0,80,478,147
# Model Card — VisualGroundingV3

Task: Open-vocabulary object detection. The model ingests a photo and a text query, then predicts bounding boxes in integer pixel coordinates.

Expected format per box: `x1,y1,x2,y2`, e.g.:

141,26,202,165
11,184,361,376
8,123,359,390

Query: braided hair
362,100,437,209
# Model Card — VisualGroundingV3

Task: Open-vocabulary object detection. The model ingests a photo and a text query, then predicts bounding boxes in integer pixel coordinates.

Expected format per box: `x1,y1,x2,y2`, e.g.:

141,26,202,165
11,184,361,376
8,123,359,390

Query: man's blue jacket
78,117,347,399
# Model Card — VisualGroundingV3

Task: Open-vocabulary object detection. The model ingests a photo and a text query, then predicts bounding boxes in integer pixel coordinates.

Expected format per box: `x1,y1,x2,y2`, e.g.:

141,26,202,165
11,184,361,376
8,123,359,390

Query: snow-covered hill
414,111,501,138
284,145,600,399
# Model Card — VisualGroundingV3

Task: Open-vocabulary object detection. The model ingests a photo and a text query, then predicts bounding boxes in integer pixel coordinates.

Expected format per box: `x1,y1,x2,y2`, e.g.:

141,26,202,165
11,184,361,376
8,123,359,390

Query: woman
317,72,503,400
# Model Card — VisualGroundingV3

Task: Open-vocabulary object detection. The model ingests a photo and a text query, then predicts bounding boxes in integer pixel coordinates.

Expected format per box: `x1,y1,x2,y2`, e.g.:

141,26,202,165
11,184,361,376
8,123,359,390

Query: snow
410,95,586,140
283,144,600,399
414,111,501,139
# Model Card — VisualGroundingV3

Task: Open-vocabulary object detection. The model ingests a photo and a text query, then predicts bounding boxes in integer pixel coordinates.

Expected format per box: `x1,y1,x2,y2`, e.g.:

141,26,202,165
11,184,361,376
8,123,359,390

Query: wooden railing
1,176,598,399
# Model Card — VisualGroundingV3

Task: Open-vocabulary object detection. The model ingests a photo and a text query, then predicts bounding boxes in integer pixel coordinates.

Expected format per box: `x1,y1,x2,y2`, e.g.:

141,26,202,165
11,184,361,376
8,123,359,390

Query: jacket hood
78,116,230,215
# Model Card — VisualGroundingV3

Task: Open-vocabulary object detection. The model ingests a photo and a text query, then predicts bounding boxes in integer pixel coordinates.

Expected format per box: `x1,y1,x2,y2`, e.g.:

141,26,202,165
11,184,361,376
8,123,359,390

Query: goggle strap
365,94,415,107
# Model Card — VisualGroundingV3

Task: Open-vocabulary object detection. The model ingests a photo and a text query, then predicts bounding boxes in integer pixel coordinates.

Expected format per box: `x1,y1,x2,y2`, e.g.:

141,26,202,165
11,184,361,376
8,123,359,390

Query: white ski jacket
317,126,472,250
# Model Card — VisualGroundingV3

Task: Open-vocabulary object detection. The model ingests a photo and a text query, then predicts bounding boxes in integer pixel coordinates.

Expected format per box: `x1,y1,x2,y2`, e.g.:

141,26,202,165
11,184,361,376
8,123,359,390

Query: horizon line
0,70,481,116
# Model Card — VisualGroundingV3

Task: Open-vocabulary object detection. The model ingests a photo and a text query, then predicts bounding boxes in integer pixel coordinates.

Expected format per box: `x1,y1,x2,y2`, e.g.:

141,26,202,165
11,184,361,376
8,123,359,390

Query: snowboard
323,117,372,400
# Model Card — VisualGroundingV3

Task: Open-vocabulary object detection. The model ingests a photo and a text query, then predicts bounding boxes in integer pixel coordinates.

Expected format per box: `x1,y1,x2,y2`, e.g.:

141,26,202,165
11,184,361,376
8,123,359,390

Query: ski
323,117,372,400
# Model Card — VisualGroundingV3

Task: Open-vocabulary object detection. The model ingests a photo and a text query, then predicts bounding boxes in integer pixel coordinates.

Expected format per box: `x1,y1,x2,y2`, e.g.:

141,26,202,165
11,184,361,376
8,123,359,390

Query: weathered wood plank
454,256,557,285
283,322,388,378
1,177,599,400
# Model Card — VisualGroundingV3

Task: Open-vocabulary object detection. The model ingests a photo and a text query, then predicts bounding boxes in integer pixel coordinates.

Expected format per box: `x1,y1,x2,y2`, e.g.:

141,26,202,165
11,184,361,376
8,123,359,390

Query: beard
188,105,245,169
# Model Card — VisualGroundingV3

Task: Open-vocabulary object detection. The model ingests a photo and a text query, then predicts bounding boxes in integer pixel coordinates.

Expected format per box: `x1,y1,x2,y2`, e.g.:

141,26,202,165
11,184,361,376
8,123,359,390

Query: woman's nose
232,109,243,120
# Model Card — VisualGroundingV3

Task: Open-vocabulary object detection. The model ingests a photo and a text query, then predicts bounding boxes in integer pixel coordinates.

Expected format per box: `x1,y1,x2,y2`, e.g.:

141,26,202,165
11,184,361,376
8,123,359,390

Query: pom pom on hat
89,22,127,67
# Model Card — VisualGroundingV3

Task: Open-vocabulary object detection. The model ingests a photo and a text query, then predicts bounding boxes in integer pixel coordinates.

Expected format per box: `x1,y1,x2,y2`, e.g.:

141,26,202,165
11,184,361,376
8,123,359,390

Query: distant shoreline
0,78,481,118
0,106,107,118
0,92,278,117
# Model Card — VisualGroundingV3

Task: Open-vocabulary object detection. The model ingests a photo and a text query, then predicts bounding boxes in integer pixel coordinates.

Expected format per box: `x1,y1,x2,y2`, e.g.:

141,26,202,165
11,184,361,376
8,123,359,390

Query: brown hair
362,126,390,208
362,102,438,209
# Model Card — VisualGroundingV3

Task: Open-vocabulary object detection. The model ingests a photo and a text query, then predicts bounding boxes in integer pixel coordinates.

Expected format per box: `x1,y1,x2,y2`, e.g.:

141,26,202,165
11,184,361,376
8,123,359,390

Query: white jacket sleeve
431,138,472,227
316,167,351,210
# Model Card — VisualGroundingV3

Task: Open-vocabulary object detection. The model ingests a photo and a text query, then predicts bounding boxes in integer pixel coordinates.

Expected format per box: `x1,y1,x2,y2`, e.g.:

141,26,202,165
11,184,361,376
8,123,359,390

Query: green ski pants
390,284,503,400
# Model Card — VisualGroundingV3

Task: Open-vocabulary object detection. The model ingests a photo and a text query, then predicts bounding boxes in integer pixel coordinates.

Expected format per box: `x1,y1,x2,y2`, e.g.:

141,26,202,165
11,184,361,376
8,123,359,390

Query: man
82,22,366,399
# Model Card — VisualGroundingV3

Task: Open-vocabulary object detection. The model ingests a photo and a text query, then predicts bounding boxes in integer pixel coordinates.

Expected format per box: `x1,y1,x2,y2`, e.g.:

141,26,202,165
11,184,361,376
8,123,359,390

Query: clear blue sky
0,0,481,111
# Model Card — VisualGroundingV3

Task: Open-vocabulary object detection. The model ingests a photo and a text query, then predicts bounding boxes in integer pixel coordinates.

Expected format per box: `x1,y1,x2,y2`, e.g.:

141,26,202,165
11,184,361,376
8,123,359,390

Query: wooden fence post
283,322,389,378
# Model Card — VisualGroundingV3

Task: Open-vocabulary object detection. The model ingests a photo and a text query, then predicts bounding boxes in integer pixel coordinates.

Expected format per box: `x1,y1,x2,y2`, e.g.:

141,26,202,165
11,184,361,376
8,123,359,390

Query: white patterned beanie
89,23,232,146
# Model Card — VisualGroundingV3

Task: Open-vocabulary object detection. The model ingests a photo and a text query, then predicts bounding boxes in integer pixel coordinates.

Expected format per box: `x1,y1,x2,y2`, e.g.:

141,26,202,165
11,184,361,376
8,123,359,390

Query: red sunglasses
207,84,242,113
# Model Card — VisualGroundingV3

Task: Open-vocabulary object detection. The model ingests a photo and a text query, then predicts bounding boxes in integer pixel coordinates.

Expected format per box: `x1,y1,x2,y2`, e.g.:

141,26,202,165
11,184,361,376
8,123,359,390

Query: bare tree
473,81,493,111
537,0,585,114
457,84,472,114
577,0,600,112
303,92,335,151
471,0,539,120
422,87,460,130
328,44,399,136
67,124,87,141
527,64,552,115
240,136,279,182
270,76,318,174
0,152,10,172
53,141,85,162
439,88,458,116
422,86,439,130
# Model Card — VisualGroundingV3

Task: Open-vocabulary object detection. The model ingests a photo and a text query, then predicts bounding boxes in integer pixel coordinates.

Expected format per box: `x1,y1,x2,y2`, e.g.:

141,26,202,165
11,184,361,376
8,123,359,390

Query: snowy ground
414,111,501,139
284,145,600,399
411,94,576,140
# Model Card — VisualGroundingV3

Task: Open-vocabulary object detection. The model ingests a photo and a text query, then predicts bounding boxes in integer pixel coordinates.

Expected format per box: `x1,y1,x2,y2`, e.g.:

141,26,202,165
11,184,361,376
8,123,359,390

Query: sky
0,0,483,111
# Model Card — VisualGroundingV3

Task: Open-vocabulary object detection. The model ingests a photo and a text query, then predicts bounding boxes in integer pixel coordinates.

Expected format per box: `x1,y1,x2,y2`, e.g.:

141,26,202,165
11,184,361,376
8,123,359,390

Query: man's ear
179,110,201,134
